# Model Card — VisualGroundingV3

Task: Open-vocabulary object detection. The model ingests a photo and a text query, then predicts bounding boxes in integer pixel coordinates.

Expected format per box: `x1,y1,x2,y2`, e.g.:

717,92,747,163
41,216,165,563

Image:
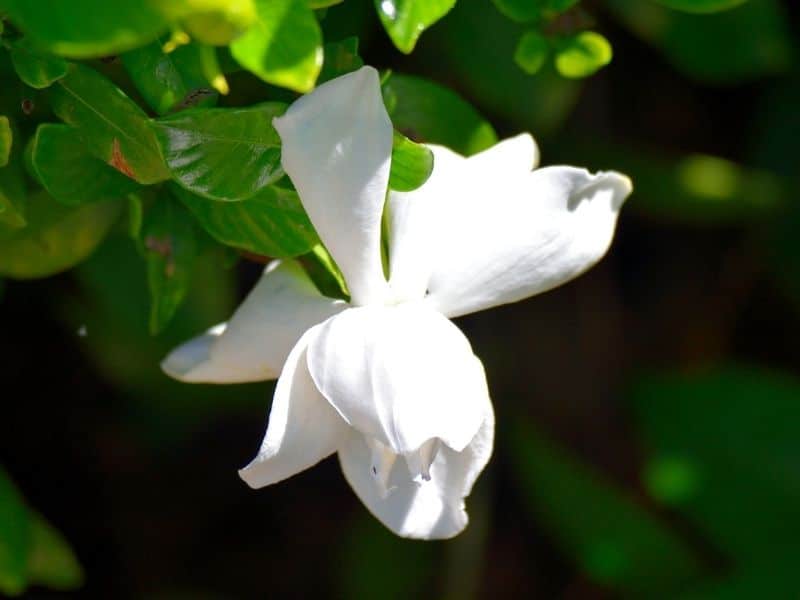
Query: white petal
425,165,632,318
239,326,348,488
306,303,489,455
338,404,494,540
274,66,392,306
467,133,540,173
162,260,345,383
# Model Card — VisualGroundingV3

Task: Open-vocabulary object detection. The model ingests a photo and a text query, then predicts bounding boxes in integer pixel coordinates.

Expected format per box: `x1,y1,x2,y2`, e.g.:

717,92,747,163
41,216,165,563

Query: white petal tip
237,465,262,490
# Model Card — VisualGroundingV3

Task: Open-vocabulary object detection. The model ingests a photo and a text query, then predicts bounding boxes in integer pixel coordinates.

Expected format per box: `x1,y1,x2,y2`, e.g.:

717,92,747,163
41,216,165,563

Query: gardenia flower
162,66,631,539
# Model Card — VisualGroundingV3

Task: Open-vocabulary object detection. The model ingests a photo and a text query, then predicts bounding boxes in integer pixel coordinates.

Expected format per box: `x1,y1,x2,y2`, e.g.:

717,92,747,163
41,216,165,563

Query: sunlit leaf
0,0,170,58
7,38,69,89
388,131,434,192
554,31,613,78
50,65,170,184
230,0,323,92
121,40,217,115
508,422,703,595
382,74,497,155
171,183,318,257
375,0,456,54
142,194,199,334
0,150,27,232
28,124,140,206
0,191,122,279
175,0,256,46
151,103,286,202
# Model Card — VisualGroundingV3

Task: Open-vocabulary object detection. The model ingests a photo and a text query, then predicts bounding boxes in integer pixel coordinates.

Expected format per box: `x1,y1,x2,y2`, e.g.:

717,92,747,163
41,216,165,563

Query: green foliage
631,367,800,565
508,423,703,595
382,74,497,155
7,38,69,89
0,191,121,278
388,131,434,192
514,31,550,75
554,32,613,78
141,194,200,334
28,124,140,206
374,0,457,54
653,0,748,13
121,40,218,115
151,103,286,202
50,65,170,184
172,184,318,257
0,469,82,596
0,150,26,231
230,0,323,92
318,37,364,83
0,116,10,167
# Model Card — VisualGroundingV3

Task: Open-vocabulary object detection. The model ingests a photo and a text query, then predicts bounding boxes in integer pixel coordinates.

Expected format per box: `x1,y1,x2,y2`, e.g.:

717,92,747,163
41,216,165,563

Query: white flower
162,66,632,540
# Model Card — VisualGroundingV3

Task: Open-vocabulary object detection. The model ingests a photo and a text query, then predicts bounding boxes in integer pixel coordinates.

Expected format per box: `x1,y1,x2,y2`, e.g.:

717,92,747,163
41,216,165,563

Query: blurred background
2,0,799,597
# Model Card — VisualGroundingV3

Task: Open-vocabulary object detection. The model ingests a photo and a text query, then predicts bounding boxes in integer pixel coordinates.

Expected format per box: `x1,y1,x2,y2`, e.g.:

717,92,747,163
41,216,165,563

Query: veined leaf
50,64,170,184
28,124,140,206
151,103,286,202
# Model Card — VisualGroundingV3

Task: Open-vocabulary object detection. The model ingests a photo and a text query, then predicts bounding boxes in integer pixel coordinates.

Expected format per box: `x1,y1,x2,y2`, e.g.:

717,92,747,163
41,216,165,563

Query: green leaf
606,0,790,84
309,0,344,7
0,116,10,168
171,183,318,257
176,0,256,46
7,38,69,89
631,366,800,564
653,0,748,13
0,191,122,278
142,195,199,334
121,40,217,115
0,468,29,597
50,65,170,184
0,149,27,232
382,74,497,156
508,422,703,595
374,0,456,54
554,31,613,78
230,0,323,92
301,243,349,301
491,0,545,23
25,513,83,592
0,0,170,58
28,124,140,206
514,31,550,75
388,131,433,192
151,103,286,202
318,37,364,84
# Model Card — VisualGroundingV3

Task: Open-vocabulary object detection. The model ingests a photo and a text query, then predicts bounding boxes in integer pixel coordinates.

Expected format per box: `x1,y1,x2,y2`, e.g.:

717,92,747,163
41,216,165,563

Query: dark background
2,0,799,597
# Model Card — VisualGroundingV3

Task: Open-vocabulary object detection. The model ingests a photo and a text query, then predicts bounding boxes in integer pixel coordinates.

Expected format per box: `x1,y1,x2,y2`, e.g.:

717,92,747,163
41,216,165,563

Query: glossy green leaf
0,117,10,167
0,191,122,278
388,131,434,192
7,38,69,89
554,31,613,78
176,0,256,46
28,124,140,206
230,0,323,92
631,367,800,564
653,0,747,13
375,0,456,54
152,103,285,202
50,65,170,184
142,195,199,334
508,422,703,595
171,184,318,257
121,40,217,115
382,74,497,156
514,31,550,75
318,37,364,84
25,513,83,592
0,151,27,232
0,468,29,597
606,0,790,83
0,0,170,58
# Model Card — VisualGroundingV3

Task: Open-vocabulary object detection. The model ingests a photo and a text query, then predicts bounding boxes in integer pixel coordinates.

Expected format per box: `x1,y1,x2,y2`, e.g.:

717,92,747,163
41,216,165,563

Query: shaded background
2,0,800,597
